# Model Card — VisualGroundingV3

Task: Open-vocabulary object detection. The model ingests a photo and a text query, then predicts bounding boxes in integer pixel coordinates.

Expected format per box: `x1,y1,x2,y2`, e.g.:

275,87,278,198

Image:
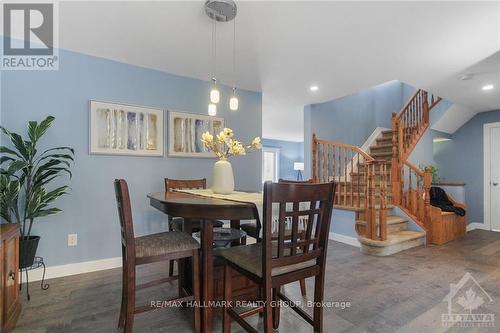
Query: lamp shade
293,162,304,171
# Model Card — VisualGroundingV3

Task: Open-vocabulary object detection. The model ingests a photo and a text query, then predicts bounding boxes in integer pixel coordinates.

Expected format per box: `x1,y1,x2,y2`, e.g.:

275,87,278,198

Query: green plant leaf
0,156,15,164
28,116,54,144
0,146,22,159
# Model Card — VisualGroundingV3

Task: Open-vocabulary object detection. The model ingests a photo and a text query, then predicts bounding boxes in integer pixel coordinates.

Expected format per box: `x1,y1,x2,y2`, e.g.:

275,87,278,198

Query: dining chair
240,178,313,296
164,178,224,277
219,180,336,333
241,179,314,241
114,179,201,333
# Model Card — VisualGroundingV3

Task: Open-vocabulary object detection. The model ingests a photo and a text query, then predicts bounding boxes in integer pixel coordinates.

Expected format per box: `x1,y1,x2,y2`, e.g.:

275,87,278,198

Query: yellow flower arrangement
201,128,261,159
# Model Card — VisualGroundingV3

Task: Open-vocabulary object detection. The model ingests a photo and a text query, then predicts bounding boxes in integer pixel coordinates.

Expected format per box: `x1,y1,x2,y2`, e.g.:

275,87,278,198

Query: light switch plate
68,234,78,247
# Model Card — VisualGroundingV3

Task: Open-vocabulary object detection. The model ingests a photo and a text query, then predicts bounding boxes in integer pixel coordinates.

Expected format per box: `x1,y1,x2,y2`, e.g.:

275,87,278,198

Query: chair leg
124,267,136,333
222,262,233,333
272,288,280,330
299,278,307,297
262,285,273,333
168,260,175,277
192,251,201,333
313,274,325,333
178,258,185,298
118,260,127,328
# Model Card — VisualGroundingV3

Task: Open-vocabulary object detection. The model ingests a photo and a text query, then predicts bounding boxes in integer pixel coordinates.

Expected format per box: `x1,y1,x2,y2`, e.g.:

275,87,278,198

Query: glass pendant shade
210,88,220,103
208,103,217,116
229,95,239,111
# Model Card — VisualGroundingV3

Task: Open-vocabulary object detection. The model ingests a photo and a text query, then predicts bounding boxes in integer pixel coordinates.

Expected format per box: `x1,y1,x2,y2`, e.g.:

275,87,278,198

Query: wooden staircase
312,89,442,256
357,130,425,255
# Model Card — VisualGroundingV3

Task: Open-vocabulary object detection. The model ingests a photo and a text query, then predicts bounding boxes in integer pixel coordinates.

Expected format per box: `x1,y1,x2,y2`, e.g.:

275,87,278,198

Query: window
262,147,280,183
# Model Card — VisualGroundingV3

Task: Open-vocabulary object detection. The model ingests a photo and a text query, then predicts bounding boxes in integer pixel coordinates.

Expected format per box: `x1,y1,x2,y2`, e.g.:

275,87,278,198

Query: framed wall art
89,100,164,156
168,110,224,158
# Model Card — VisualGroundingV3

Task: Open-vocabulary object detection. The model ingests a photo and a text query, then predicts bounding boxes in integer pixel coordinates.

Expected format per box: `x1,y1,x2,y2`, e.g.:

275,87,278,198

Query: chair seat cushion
240,222,259,238
216,243,316,278
240,223,303,239
171,218,224,232
135,231,199,258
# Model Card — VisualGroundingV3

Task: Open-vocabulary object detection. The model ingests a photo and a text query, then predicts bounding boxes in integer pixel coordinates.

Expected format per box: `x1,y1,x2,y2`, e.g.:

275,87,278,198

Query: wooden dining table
147,190,260,333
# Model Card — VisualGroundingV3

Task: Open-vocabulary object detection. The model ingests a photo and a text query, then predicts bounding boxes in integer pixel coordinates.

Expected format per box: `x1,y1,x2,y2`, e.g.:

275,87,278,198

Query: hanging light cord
232,17,236,89
213,19,217,82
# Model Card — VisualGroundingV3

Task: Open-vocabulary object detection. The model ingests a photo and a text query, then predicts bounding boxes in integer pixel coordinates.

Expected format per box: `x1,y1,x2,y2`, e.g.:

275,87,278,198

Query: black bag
429,187,466,217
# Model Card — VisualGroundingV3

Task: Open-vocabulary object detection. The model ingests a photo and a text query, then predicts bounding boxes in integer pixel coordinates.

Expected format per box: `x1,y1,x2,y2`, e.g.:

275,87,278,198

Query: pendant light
204,0,238,115
209,19,220,106
229,17,239,111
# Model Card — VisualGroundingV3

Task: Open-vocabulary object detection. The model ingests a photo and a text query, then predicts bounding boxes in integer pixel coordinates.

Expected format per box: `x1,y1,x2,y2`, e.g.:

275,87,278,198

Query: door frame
483,122,500,231
262,146,280,183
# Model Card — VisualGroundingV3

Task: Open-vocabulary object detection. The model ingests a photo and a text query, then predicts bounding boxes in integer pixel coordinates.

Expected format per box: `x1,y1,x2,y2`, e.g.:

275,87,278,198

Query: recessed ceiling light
482,84,494,91
459,74,474,81
310,85,319,92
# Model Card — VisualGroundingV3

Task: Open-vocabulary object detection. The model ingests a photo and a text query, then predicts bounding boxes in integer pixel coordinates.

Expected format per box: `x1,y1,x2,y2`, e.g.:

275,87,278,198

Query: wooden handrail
314,137,375,162
395,89,421,120
404,160,424,177
312,134,389,241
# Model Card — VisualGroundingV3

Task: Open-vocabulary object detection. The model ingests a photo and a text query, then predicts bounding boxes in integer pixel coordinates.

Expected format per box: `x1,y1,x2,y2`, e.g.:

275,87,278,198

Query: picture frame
89,100,164,156
168,110,224,158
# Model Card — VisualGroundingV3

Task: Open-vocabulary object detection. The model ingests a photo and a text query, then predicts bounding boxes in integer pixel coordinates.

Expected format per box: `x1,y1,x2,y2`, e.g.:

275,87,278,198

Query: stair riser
360,237,425,256
356,221,408,235
370,146,393,152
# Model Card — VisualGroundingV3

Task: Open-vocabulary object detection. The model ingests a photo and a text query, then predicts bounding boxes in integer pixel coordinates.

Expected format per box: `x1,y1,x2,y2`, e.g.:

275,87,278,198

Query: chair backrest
278,179,313,184
261,181,336,277
164,178,207,191
114,179,136,260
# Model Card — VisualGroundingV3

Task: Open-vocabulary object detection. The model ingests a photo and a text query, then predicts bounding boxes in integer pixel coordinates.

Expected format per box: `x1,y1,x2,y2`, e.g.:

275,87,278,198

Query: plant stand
19,256,49,301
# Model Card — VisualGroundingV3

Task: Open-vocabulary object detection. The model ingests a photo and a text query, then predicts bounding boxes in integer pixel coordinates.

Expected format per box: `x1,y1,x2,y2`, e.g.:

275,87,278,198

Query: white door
490,126,500,231
262,147,279,183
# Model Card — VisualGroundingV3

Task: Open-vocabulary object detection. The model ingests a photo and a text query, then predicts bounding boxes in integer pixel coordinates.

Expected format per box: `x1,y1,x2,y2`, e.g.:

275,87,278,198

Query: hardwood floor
13,230,500,333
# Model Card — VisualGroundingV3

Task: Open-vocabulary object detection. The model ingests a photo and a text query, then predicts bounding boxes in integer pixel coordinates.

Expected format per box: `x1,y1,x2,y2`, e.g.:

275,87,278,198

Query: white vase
211,158,235,195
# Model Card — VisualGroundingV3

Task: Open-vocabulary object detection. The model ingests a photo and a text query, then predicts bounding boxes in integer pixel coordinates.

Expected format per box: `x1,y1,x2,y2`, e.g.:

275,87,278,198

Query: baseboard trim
24,256,122,283
329,232,360,247
467,222,490,232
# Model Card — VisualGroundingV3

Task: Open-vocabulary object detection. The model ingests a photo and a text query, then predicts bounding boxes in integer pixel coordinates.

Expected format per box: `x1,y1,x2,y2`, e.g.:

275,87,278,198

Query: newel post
312,133,317,183
391,113,401,205
423,167,432,237
422,90,429,125
365,161,376,240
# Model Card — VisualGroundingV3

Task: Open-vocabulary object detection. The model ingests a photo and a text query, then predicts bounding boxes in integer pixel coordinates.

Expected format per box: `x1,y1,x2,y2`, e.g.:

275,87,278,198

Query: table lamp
293,162,305,181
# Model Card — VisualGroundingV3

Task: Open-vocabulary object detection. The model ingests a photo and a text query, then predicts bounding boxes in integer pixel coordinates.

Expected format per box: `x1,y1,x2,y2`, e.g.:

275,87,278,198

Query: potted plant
0,116,74,269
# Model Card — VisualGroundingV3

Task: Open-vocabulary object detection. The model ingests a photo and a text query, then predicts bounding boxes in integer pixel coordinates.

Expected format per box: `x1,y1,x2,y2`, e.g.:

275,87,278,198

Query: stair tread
371,151,393,156
358,230,425,247
334,204,395,211
356,215,407,226
371,144,393,149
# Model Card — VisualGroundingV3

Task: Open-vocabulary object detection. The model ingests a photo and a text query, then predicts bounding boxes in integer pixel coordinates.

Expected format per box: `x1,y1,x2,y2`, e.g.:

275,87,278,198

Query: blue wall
305,81,415,178
0,49,262,266
434,110,500,224
262,138,304,181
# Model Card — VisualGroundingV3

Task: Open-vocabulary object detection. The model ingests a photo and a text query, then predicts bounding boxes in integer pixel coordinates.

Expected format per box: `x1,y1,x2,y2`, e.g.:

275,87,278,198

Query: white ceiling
59,1,500,141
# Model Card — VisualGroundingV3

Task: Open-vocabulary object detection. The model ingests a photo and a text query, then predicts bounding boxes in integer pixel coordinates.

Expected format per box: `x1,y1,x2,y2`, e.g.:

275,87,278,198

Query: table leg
200,220,214,333
230,220,241,246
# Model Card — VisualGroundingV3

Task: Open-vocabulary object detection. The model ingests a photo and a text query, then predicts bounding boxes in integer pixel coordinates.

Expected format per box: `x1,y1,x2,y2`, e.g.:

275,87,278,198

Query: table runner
174,189,309,233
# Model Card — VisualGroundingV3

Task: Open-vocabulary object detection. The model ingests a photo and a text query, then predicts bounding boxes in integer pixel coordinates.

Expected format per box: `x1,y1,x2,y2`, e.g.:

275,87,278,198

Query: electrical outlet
68,234,78,247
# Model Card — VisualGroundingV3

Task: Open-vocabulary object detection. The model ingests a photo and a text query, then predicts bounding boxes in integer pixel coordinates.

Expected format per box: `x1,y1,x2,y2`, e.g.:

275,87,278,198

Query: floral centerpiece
201,128,261,194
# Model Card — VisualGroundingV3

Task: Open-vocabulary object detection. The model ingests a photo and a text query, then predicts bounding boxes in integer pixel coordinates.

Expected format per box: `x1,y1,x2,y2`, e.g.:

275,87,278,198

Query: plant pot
19,236,40,269
211,158,235,195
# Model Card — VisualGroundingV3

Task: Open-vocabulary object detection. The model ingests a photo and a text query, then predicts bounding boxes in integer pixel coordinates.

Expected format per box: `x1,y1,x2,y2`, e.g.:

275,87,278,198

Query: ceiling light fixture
205,0,238,115
459,74,474,81
229,15,238,111
482,84,494,91
310,85,319,92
